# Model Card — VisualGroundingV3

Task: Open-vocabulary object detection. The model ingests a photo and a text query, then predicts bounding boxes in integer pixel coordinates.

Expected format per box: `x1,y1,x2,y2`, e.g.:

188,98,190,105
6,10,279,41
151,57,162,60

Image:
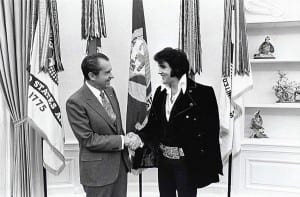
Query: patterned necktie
100,91,116,122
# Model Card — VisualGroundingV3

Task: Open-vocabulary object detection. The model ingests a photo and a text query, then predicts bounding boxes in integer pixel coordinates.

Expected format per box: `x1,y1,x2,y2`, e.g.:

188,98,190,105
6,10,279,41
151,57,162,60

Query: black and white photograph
1,0,300,197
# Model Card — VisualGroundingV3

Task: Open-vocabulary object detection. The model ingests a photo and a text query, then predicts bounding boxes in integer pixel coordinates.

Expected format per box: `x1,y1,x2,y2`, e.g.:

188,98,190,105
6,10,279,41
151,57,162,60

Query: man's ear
88,72,95,80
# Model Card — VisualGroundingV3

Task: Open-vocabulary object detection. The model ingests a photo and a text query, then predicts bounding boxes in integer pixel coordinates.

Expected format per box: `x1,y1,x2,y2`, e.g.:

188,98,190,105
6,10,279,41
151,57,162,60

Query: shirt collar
160,74,187,94
86,81,102,97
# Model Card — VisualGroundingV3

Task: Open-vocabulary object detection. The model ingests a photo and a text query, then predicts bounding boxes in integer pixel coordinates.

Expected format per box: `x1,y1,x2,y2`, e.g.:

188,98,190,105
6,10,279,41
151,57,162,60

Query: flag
28,0,65,175
179,0,202,76
126,0,153,168
219,0,253,163
81,0,107,54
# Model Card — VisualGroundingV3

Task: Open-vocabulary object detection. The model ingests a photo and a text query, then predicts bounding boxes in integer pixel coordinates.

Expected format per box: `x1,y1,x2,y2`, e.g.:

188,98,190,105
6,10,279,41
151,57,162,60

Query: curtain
0,1,44,197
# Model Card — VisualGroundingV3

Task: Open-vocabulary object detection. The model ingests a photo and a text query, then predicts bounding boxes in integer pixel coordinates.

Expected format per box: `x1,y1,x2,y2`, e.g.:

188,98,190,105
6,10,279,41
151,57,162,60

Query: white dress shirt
86,81,103,104
160,74,187,121
85,82,125,149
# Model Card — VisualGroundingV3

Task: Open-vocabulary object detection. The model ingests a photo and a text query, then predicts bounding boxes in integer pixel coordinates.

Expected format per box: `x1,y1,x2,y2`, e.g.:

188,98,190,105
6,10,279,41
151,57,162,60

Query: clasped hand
124,132,142,150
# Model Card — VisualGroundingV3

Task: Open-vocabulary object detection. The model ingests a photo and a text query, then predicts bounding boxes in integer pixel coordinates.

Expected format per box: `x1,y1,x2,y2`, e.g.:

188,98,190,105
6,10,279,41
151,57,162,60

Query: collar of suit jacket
160,74,187,95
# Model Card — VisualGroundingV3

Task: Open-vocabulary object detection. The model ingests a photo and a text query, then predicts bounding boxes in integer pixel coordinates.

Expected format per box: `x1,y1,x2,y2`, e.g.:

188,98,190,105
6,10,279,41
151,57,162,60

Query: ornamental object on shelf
249,110,268,138
254,36,275,59
272,71,299,103
294,86,300,102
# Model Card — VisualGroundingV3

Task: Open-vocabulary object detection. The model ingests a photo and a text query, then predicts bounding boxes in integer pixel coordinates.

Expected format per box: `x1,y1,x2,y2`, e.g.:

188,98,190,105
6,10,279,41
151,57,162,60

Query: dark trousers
83,160,127,197
158,155,197,197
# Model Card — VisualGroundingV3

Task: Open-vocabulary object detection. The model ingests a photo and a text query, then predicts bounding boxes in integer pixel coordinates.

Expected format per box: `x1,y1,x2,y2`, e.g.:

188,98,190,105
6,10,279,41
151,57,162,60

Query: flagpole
128,1,152,197
227,154,232,197
227,0,238,196
139,174,142,197
42,139,48,197
43,167,47,197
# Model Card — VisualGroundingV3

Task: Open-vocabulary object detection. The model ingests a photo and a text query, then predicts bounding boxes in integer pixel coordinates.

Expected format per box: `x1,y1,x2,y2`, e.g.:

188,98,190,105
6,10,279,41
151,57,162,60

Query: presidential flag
126,0,153,168
28,0,65,175
220,0,253,163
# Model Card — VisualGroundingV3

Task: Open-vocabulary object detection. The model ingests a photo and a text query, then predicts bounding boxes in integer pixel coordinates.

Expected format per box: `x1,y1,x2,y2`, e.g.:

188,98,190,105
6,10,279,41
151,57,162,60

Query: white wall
58,0,224,144
57,0,86,143
245,0,300,23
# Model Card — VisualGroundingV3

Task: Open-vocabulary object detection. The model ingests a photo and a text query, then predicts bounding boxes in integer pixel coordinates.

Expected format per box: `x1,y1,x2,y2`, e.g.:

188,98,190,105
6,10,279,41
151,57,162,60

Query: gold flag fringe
222,0,250,77
35,0,63,72
81,0,107,50
222,0,233,77
179,0,202,76
237,0,250,76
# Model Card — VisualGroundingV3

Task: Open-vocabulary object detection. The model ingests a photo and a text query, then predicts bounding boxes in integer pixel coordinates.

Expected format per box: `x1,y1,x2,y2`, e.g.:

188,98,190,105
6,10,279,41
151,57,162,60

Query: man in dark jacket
130,47,223,197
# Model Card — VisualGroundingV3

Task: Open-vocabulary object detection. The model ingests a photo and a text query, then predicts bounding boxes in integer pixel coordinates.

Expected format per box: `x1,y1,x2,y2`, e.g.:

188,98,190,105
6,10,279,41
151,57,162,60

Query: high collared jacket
137,77,223,188
66,84,130,187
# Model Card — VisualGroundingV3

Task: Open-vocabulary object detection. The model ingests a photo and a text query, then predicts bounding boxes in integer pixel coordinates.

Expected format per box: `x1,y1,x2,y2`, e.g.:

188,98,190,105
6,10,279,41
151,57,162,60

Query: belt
159,144,184,159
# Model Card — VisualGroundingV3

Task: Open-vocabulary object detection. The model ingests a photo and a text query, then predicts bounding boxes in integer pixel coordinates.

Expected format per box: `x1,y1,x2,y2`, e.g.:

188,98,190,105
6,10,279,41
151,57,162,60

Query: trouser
158,155,197,197
83,160,127,197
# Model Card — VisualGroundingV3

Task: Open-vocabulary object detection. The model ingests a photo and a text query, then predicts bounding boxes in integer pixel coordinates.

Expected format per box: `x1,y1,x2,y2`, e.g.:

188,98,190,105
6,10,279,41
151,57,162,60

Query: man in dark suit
66,53,134,197
130,47,223,197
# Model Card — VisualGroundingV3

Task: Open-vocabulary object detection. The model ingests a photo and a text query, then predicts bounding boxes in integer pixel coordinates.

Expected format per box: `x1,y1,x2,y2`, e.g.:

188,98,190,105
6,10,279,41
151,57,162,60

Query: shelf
242,138,300,147
250,59,300,64
245,103,300,109
246,20,300,28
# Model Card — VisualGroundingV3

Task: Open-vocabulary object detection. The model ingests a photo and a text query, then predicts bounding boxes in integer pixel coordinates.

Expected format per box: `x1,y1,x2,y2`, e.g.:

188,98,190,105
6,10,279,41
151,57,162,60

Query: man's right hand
124,132,143,150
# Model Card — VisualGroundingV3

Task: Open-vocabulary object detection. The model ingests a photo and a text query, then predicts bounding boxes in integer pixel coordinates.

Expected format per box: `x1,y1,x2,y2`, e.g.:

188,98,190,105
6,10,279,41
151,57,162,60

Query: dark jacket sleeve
204,87,223,174
137,87,161,145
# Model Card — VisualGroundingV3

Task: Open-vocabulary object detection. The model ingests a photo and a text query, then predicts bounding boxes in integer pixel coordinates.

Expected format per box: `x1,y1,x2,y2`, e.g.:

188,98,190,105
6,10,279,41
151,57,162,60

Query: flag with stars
28,0,65,175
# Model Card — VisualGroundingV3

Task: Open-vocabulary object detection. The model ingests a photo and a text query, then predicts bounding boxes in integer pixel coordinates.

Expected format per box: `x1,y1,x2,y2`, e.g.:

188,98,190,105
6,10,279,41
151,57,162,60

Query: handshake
124,132,143,151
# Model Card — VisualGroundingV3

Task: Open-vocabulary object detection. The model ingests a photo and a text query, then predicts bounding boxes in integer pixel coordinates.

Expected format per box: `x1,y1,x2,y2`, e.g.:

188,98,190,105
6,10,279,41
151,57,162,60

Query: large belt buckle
160,144,184,159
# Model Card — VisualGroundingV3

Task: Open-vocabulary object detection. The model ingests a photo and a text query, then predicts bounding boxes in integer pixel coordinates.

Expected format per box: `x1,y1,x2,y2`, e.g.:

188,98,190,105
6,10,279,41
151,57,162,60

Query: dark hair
154,47,189,79
81,53,109,80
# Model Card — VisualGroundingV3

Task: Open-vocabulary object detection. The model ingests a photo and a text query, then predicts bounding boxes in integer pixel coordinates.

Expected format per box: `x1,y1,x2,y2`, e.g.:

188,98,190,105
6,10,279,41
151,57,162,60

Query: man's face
158,61,176,86
90,58,114,90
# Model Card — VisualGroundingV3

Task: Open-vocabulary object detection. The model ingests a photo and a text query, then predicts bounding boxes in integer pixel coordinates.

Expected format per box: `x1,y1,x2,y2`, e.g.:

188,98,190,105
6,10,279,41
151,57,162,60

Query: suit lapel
169,79,198,122
159,90,168,125
82,85,117,132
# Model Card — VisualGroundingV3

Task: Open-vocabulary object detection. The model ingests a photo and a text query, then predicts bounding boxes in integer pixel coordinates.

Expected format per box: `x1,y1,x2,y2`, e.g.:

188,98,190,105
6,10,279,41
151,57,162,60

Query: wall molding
245,157,300,194
48,141,300,197
241,143,300,154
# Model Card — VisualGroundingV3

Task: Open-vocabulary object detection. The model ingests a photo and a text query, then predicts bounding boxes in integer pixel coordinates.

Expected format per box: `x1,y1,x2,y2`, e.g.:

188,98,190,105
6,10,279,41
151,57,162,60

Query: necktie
100,91,116,122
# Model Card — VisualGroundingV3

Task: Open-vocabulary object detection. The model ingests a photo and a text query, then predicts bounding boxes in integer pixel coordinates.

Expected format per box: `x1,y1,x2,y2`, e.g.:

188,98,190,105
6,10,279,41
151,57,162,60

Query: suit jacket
66,84,130,187
138,77,223,188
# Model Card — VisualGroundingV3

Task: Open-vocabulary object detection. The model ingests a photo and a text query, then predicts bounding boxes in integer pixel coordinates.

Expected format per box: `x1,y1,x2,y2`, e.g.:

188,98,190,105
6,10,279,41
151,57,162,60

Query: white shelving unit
237,13,300,196
245,18,300,140
242,138,300,147
246,20,300,28
250,58,300,64
245,103,300,109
